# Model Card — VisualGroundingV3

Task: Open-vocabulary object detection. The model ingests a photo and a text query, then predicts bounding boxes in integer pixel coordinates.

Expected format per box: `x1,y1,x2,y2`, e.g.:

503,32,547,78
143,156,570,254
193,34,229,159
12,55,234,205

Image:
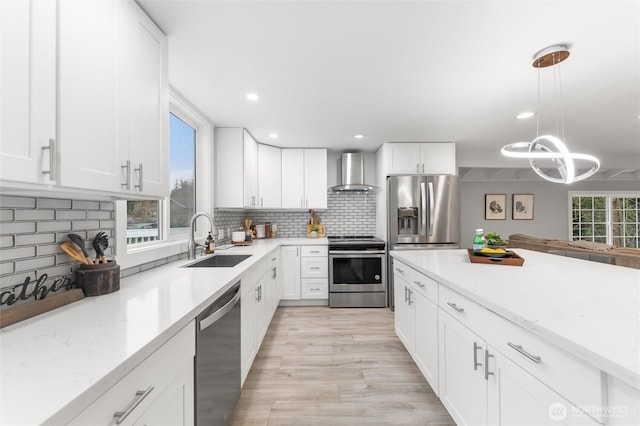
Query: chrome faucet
188,212,215,260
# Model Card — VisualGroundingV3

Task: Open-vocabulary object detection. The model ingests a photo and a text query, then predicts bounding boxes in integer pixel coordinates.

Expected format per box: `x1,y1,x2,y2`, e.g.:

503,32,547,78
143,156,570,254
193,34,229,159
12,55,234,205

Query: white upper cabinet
281,148,327,209
258,144,282,208
59,0,168,197
383,143,456,175
244,130,258,207
215,128,262,208
123,2,169,197
1,0,168,197
0,0,56,184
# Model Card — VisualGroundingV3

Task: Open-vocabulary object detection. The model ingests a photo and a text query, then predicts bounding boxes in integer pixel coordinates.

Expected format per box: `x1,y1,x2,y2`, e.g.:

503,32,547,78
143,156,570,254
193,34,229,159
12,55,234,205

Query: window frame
567,191,640,247
115,91,214,269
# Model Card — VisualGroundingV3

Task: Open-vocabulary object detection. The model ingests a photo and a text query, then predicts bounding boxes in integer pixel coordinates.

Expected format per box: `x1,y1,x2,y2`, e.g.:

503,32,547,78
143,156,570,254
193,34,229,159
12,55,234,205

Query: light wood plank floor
229,307,455,426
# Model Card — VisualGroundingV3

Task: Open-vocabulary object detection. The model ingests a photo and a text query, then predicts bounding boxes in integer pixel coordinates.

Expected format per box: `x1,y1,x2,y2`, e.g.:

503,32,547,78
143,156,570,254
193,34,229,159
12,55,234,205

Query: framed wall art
485,194,507,220
512,194,534,220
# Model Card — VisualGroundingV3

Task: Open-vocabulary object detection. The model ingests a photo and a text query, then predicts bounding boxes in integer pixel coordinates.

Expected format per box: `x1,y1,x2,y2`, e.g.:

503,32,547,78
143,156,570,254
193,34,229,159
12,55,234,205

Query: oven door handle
329,250,386,255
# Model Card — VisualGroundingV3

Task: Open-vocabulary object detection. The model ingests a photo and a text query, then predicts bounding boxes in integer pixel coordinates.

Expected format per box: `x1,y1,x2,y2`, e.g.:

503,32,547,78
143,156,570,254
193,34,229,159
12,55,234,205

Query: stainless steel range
328,236,386,308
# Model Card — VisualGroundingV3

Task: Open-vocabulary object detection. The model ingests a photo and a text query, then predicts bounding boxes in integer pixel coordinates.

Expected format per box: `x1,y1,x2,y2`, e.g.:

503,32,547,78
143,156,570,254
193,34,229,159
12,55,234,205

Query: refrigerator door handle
428,181,435,236
420,181,427,237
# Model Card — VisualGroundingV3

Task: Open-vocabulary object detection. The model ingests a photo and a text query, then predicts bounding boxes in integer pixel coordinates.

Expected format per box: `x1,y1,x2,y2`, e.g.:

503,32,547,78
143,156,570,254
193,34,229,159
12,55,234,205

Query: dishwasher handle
199,290,241,332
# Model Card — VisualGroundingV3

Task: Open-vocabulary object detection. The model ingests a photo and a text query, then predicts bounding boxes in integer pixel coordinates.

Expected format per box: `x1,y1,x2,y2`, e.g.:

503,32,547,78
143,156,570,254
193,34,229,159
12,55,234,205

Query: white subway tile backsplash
1,210,14,221
1,247,37,261
87,211,112,220
14,209,55,221
56,210,87,220
38,221,72,232
0,236,14,248
99,202,115,211
72,200,100,210
71,220,100,231
37,198,72,209
15,256,56,273
0,195,36,208
0,262,14,275
0,222,37,234
15,233,56,246
37,244,64,256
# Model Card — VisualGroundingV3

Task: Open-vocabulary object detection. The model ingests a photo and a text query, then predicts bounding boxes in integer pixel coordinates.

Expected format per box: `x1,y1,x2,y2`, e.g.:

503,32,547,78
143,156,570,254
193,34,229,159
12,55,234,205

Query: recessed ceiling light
516,111,535,119
246,93,259,101
269,133,278,139
354,134,365,139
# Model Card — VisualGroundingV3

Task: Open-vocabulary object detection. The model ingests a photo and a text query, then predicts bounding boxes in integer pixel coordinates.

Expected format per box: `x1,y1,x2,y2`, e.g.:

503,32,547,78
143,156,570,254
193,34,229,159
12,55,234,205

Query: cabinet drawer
267,248,279,270
438,284,492,337
69,321,195,425
486,313,605,418
301,278,328,299
406,268,437,304
301,257,328,278
301,246,328,257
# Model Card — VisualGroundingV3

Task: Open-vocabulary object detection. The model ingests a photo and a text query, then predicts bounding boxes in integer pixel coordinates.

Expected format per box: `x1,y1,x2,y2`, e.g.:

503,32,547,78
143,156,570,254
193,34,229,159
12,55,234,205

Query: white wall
460,179,640,248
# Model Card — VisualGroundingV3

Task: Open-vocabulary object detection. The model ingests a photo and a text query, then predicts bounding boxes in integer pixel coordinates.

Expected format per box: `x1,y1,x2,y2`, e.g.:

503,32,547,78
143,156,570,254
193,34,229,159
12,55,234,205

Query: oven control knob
375,274,380,280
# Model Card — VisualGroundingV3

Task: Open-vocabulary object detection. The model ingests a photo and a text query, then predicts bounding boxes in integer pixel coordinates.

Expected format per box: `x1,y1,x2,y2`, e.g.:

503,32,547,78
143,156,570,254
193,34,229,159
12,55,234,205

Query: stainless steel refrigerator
387,175,460,308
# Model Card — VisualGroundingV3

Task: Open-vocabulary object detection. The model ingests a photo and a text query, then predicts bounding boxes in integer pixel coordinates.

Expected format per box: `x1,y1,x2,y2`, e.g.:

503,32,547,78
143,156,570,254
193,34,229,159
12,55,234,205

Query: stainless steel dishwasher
195,281,241,426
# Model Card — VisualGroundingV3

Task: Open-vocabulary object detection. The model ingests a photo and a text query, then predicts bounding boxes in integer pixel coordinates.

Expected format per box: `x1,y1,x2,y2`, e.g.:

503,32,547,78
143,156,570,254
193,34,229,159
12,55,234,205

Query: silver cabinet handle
395,267,404,274
404,286,408,303
260,197,263,207
134,163,143,191
473,342,483,370
271,257,277,261
422,163,425,173
272,267,277,279
199,290,240,331
507,342,541,363
414,281,425,288
447,302,464,313
416,163,420,173
121,160,131,190
41,138,56,181
309,266,320,270
407,289,413,305
255,286,260,302
259,285,262,301
310,250,320,254
310,287,320,291
113,386,154,424
484,350,495,380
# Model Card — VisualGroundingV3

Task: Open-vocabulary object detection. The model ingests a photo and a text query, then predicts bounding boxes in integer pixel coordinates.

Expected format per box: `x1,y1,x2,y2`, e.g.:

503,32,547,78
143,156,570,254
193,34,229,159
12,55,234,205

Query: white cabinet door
132,363,194,426
124,1,169,197
281,149,305,208
487,348,599,426
255,280,268,346
413,290,439,394
281,246,301,300
258,144,282,208
394,274,414,351
58,0,125,192
386,143,422,174
438,309,487,426
304,149,327,209
243,130,258,207
241,283,256,385
0,0,56,184
420,143,456,175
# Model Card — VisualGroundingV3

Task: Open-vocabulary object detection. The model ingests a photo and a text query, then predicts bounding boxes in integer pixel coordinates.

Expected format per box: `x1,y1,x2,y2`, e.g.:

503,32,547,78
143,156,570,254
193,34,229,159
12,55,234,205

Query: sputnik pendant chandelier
501,45,600,184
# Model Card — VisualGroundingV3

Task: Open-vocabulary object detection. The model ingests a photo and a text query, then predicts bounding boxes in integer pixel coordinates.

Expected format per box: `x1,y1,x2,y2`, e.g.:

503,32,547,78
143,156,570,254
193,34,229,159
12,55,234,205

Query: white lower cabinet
281,245,328,302
240,252,280,386
69,321,195,426
394,258,614,426
281,246,301,300
438,309,488,426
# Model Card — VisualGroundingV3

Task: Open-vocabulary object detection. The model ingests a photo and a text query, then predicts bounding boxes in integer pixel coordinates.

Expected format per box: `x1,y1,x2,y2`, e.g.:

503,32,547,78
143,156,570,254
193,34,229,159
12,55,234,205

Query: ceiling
139,0,640,172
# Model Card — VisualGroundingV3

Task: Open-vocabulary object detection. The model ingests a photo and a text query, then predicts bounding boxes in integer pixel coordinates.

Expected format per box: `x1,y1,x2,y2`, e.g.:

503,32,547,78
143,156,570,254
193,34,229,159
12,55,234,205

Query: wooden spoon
60,241,89,264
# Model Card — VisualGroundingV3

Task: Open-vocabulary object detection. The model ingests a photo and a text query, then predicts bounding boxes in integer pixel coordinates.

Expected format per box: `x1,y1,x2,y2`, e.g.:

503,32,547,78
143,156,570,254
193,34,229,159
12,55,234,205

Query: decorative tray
467,249,525,266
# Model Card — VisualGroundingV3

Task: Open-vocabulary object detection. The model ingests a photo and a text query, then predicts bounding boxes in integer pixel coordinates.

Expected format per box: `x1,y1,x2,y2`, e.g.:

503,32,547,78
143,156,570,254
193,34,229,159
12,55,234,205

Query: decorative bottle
473,229,485,251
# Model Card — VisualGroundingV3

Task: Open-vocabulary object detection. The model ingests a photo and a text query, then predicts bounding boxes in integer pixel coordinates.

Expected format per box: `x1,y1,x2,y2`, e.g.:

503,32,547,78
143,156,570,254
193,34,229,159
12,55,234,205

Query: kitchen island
391,248,640,426
0,238,326,426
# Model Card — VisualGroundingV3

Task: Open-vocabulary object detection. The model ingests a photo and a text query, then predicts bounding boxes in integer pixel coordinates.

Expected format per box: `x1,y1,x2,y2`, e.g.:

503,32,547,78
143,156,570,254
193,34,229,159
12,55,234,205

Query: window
570,193,640,248
126,113,197,245
116,92,213,268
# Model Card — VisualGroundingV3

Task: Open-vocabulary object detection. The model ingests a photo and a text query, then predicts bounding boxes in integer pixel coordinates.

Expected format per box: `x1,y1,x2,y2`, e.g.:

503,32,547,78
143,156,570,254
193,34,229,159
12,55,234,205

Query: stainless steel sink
184,254,251,268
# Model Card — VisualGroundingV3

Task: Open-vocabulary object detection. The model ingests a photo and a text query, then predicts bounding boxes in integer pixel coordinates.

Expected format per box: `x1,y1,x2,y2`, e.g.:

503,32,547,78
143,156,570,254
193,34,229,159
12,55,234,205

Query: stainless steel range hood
331,152,379,192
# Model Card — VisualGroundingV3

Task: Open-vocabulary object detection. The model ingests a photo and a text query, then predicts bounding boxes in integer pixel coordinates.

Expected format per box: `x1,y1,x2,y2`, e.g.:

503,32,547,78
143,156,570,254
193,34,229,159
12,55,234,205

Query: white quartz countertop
390,248,640,390
0,237,327,426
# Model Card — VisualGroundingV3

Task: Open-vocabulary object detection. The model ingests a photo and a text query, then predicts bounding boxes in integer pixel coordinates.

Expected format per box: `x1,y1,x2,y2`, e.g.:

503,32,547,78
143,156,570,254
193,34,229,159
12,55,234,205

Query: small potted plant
484,232,507,249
